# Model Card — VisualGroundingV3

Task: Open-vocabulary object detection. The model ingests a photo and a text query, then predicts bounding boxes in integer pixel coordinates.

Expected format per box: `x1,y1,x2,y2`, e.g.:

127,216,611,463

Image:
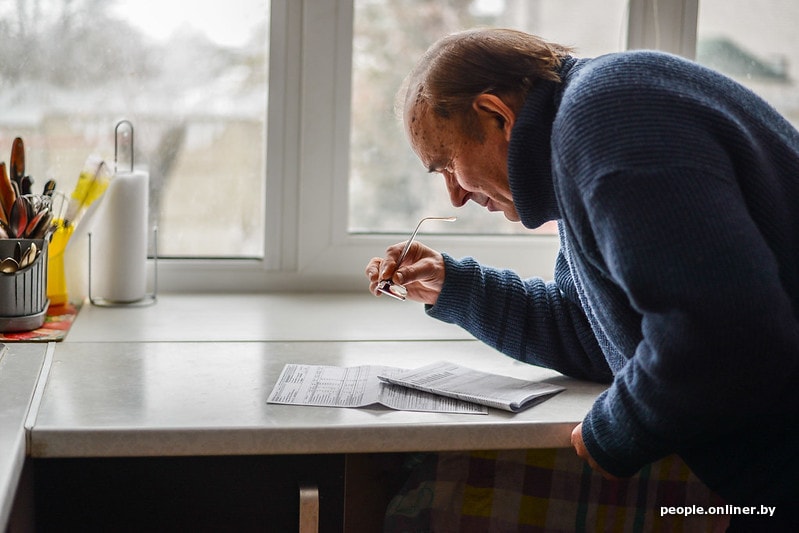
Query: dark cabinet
29,455,345,532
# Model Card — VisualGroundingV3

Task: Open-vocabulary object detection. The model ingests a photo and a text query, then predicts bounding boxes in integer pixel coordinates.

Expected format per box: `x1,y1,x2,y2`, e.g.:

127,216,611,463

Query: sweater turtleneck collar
507,56,578,229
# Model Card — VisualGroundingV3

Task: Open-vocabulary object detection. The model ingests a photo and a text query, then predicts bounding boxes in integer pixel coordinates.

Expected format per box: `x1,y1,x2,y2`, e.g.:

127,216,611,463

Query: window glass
697,0,799,129
349,0,629,235
0,0,268,257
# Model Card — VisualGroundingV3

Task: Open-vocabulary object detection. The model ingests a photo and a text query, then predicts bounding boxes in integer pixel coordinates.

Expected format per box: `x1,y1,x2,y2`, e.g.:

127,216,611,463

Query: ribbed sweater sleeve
427,253,613,382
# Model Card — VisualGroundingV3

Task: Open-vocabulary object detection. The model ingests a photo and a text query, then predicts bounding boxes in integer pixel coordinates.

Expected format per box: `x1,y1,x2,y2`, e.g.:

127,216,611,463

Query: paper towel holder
87,228,158,307
86,119,157,307
115,119,134,173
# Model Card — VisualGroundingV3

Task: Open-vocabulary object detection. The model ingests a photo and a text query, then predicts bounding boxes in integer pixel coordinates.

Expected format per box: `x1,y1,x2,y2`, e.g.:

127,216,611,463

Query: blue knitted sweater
427,51,799,505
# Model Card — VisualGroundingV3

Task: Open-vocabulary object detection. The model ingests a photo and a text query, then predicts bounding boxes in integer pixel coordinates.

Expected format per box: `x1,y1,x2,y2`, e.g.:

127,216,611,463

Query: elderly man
366,28,799,531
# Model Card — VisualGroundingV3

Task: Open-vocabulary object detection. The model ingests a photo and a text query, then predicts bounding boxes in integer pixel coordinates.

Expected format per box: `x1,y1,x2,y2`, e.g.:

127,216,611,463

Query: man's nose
444,172,468,207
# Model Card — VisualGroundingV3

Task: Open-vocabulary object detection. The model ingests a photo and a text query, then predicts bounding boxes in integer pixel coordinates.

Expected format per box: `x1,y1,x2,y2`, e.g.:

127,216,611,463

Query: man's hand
571,422,619,480
365,241,446,305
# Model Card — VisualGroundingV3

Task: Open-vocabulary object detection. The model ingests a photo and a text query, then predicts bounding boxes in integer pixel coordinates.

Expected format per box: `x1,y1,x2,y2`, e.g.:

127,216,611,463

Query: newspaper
267,363,487,414
267,361,564,414
378,361,565,413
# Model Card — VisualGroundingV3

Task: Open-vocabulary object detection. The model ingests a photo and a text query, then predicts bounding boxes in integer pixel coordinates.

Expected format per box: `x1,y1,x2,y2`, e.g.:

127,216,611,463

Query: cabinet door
32,455,345,532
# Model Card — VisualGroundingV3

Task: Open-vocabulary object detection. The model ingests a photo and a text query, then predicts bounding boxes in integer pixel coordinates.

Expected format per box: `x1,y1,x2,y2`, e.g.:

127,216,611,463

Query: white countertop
2,293,607,528
66,293,474,343
0,343,49,527
31,340,605,458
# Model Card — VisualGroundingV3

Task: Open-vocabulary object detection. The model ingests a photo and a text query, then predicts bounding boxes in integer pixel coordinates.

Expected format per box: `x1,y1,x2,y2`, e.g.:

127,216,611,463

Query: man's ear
472,93,516,141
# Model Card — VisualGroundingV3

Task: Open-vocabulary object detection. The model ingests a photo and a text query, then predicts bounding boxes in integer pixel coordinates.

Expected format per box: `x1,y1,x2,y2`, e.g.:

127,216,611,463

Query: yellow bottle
47,223,73,307
46,157,111,306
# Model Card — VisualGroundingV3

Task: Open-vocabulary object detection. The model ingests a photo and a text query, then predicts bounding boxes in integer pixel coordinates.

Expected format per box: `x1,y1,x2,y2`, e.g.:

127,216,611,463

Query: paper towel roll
93,169,149,302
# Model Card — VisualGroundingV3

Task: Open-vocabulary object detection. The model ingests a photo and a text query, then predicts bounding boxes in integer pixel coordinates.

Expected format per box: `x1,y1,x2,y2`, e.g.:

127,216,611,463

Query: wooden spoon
10,137,26,192
0,162,15,224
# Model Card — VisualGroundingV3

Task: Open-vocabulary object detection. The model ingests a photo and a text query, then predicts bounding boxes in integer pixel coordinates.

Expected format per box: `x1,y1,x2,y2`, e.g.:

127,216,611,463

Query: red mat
0,302,80,342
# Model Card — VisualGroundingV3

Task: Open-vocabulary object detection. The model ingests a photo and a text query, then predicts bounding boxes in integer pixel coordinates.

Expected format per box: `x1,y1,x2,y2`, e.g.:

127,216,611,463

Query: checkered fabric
384,449,728,532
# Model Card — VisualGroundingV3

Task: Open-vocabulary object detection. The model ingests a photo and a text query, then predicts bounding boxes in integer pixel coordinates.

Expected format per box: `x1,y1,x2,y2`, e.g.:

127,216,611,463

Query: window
697,0,799,129
349,0,629,236
0,0,268,258
3,1,797,292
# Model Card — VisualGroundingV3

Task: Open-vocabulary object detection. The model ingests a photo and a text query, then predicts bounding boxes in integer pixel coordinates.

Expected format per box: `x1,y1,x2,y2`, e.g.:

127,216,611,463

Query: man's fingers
365,257,382,279
571,423,620,481
396,256,442,286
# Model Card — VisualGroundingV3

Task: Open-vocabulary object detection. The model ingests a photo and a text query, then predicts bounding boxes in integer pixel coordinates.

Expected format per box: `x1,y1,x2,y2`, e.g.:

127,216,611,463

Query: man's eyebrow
426,159,444,173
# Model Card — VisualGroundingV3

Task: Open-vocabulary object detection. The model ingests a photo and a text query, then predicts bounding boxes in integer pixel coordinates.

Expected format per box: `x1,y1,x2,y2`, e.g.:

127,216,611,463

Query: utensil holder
0,238,49,332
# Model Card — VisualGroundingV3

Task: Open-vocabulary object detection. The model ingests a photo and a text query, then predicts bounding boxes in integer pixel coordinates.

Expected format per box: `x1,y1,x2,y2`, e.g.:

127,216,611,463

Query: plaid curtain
384,449,728,533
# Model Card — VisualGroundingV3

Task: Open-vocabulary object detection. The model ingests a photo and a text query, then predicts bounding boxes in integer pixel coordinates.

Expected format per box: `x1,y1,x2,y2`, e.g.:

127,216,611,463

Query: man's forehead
406,100,433,133
406,107,451,168
407,103,453,143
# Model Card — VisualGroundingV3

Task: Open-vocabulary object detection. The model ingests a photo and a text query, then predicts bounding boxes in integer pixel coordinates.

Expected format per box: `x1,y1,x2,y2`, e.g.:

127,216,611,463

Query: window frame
157,0,699,293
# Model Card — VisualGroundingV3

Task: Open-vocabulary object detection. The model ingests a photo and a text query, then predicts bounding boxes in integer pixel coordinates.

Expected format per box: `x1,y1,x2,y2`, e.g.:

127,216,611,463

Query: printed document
378,361,565,412
268,361,564,414
267,363,487,414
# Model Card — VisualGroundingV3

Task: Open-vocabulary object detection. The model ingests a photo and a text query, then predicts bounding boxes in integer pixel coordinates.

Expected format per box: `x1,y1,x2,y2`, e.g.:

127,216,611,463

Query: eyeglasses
377,216,456,301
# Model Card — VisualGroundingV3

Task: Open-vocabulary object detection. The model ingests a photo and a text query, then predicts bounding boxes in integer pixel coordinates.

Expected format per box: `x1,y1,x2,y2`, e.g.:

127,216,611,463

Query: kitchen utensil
19,242,38,268
0,257,18,274
9,198,29,240
0,162,15,223
43,179,56,197
9,137,31,195
25,208,53,239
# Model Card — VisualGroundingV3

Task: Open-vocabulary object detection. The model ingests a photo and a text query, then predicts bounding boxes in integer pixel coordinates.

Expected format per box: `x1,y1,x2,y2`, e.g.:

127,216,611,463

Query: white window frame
157,0,699,293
